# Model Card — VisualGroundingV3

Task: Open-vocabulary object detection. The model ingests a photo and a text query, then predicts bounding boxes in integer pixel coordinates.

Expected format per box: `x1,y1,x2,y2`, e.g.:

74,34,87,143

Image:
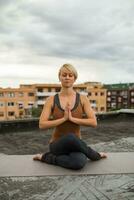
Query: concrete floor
0,116,134,200
0,152,134,200
0,174,134,200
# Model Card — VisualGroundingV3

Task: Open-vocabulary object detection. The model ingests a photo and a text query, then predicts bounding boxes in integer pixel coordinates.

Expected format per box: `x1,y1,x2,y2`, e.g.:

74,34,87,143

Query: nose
65,74,71,79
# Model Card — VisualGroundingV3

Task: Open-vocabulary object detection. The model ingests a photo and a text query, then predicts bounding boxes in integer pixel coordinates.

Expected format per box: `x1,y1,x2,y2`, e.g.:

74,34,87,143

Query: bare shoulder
44,95,54,106
80,94,92,112
80,94,89,104
46,95,54,102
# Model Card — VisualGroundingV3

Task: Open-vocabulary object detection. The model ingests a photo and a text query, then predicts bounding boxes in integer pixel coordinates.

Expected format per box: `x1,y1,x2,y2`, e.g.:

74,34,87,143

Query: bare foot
33,154,42,161
99,152,107,158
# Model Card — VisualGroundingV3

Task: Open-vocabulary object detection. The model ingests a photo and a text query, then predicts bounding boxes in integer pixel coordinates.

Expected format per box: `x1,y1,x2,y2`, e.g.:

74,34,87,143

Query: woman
33,64,107,170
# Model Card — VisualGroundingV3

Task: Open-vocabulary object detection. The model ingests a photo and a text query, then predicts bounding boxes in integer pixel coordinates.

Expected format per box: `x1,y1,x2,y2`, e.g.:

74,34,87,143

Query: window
0,112,4,117
94,86,98,89
18,102,23,109
111,102,116,108
100,92,104,96
19,111,23,116
111,91,117,95
38,96,44,100
118,103,122,107
90,100,96,104
107,97,111,102
131,91,134,96
131,98,134,103
88,92,92,96
0,93,4,97
38,88,43,92
28,103,34,108
107,91,111,96
8,112,15,116
111,96,116,102
8,92,15,97
107,103,111,107
123,102,128,105
123,96,128,99
117,91,121,95
118,97,122,102
28,93,34,97
100,107,105,111
95,107,98,111
48,88,51,92
55,88,60,92
18,92,24,97
95,92,98,96
121,91,128,96
8,102,15,106
0,102,4,107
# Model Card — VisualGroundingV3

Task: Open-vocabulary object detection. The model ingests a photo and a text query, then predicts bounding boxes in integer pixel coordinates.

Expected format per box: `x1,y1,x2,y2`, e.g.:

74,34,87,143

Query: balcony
37,100,46,105
36,92,56,97
37,91,88,97
79,91,88,96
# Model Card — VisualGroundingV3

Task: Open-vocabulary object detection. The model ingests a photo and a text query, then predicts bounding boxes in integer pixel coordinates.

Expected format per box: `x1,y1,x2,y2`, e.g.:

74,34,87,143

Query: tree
31,107,42,117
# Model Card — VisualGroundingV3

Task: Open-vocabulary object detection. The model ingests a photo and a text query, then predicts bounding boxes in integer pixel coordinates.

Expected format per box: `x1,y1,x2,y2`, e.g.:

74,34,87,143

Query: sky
0,0,134,88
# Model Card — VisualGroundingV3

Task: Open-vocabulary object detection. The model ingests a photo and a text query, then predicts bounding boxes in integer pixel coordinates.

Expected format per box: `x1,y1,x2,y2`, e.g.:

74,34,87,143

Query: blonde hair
58,64,78,80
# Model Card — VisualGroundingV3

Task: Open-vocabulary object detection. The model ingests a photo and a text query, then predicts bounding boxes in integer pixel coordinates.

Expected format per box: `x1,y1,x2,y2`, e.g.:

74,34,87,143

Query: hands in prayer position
64,103,73,121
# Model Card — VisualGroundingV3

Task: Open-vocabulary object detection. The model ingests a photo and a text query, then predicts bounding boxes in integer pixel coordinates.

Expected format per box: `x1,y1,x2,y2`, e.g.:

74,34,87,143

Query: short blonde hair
58,64,78,80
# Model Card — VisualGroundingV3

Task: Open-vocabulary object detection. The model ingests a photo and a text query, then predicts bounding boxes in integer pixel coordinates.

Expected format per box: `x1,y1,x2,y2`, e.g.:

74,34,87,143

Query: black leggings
41,133,101,170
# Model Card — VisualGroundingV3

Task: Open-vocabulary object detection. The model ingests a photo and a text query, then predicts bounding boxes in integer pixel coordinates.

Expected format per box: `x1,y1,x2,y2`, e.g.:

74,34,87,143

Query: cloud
0,0,134,87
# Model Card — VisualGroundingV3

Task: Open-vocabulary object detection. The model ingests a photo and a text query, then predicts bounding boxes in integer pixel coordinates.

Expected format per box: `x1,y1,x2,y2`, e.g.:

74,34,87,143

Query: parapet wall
0,112,134,133
0,118,39,133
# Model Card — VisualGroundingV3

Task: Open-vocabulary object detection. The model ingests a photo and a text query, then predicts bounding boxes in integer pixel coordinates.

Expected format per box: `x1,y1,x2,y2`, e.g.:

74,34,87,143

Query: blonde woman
33,64,107,170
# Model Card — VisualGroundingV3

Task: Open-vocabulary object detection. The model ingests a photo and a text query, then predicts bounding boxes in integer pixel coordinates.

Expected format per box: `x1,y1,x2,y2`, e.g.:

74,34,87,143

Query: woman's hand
64,103,69,120
64,103,73,121
68,105,73,121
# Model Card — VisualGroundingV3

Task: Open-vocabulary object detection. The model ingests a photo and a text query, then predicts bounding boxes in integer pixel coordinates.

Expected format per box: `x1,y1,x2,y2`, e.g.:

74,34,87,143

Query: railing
36,92,56,96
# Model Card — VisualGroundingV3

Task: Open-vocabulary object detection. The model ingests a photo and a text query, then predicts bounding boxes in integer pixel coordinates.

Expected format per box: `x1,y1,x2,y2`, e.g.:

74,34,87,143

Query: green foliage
31,107,42,117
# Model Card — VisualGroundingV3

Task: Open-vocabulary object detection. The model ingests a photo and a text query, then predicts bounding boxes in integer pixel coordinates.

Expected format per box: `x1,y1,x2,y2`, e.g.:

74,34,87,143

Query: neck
60,87,75,96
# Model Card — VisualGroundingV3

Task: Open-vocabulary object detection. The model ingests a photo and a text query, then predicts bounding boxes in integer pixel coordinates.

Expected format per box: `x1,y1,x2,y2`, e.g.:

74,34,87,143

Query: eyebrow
62,72,73,75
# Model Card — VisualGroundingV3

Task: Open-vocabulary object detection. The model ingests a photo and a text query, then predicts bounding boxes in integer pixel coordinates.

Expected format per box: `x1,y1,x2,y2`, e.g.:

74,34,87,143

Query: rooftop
0,113,134,199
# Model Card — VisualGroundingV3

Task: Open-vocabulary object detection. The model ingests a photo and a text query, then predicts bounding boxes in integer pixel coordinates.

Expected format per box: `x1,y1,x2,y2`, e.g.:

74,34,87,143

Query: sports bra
49,92,84,143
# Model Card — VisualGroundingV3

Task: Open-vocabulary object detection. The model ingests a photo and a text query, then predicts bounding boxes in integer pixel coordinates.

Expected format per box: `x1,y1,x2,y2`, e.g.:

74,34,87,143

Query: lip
64,81,71,83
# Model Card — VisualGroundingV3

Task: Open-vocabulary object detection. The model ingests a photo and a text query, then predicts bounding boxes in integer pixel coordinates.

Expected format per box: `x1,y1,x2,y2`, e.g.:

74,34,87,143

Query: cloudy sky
0,0,134,88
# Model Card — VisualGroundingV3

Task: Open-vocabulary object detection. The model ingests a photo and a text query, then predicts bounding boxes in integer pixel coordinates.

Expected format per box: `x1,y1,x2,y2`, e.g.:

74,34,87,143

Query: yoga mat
0,153,134,177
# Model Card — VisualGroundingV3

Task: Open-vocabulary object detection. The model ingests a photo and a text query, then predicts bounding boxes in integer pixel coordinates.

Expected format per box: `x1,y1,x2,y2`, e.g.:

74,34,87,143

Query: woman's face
59,68,76,88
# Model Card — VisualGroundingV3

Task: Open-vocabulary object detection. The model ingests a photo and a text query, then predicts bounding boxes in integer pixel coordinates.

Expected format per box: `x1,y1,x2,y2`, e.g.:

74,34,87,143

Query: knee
70,153,87,170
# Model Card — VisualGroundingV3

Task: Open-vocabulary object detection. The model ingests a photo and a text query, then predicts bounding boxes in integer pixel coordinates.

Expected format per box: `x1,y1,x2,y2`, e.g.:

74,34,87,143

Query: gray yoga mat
0,153,134,177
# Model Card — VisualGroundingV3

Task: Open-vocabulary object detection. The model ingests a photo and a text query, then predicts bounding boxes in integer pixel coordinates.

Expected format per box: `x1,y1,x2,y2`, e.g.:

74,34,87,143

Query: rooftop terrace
0,111,134,199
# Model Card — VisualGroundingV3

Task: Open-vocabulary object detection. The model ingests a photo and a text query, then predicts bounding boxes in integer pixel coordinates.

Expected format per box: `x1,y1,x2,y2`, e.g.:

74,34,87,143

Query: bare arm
69,95,97,127
39,96,69,130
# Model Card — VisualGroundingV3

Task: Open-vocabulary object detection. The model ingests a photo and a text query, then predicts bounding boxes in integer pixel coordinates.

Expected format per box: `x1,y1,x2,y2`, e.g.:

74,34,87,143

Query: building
83,82,107,113
0,86,35,121
21,84,61,110
1,82,133,121
0,83,88,121
35,83,88,109
129,85,134,109
104,83,134,111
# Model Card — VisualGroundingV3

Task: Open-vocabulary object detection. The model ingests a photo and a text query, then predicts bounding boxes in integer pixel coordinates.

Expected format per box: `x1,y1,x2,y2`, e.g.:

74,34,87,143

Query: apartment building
104,83,134,111
83,82,107,113
34,83,88,109
0,83,87,121
0,86,35,121
2,82,133,121
129,84,134,109
33,84,61,109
